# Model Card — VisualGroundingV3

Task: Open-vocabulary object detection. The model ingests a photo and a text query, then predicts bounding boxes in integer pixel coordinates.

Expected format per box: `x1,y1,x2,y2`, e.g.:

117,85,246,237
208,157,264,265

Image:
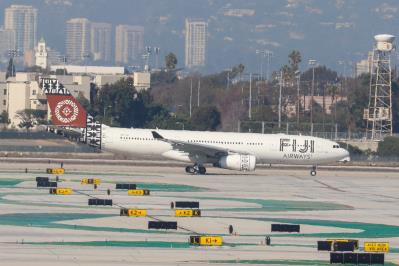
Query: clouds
335,0,345,9
285,0,311,9
254,39,281,47
305,6,323,15
289,31,305,40
44,0,73,6
374,3,398,20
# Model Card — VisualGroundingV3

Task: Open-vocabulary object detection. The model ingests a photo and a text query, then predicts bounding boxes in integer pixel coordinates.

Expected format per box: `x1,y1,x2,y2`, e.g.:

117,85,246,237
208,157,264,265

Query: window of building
3,100,6,106
3,89,6,95
32,90,36,95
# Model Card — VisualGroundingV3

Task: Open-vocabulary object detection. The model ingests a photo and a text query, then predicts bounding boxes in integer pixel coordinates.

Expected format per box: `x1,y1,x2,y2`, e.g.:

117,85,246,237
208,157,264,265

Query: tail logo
55,99,79,124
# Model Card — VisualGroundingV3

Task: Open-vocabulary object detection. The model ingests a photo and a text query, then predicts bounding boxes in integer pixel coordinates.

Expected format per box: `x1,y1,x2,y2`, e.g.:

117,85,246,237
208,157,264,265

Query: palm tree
326,84,339,123
288,50,302,72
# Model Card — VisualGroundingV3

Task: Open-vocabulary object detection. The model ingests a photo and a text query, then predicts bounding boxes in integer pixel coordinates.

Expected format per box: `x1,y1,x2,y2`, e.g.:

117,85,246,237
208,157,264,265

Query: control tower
364,34,395,140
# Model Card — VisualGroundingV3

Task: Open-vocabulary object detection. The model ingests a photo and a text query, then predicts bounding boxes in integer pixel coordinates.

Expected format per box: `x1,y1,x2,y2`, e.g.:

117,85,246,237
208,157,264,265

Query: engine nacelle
217,154,256,171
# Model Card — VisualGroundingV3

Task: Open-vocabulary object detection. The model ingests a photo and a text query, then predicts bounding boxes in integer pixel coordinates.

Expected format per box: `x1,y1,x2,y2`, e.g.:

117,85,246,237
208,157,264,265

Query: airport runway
0,161,398,265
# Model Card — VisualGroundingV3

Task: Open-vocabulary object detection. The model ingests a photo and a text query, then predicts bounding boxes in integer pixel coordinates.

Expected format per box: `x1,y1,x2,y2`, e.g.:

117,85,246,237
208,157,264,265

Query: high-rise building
65,18,90,64
0,27,15,60
355,51,373,77
90,22,112,63
4,5,37,53
35,37,48,69
115,25,144,65
185,18,207,68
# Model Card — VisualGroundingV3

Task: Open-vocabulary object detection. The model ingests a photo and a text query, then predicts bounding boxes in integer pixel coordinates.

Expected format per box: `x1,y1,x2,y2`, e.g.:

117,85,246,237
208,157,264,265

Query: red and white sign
47,95,87,128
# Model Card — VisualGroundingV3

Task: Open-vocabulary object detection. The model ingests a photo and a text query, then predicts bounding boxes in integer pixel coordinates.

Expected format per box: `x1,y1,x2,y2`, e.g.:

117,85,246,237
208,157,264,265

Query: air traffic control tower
364,34,395,140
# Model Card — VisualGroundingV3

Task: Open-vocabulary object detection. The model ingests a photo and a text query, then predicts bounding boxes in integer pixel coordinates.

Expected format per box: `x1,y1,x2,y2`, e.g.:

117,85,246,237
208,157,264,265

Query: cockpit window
333,145,340,148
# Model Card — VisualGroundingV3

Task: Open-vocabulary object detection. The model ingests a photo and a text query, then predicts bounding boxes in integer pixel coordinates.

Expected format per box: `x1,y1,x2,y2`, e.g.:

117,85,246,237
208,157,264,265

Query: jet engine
217,154,256,171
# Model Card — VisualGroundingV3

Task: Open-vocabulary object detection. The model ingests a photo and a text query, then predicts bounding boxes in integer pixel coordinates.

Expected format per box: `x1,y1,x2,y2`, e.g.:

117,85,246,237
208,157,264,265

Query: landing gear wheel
310,170,317,176
185,166,195,174
198,166,206,175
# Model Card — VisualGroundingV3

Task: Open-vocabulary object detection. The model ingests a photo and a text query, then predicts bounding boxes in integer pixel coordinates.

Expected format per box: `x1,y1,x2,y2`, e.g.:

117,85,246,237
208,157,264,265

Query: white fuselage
101,127,349,166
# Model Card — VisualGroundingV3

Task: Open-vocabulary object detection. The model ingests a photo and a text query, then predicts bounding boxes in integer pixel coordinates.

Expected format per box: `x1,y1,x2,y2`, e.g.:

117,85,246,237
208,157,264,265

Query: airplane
41,77,350,176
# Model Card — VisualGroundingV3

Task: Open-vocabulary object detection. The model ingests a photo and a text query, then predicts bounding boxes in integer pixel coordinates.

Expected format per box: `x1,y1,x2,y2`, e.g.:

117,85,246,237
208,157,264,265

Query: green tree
95,78,146,127
76,92,91,113
191,106,221,131
0,111,9,125
377,136,399,157
288,50,301,72
15,109,46,132
165,52,178,70
326,84,339,121
232,63,245,81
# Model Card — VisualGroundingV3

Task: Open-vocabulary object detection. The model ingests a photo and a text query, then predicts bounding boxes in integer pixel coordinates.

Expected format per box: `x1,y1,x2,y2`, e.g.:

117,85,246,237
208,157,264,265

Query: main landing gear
185,164,206,175
310,165,317,176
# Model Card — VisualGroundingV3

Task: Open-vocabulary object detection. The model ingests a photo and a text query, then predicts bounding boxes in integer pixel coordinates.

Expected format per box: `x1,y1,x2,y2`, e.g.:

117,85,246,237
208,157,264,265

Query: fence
238,120,398,141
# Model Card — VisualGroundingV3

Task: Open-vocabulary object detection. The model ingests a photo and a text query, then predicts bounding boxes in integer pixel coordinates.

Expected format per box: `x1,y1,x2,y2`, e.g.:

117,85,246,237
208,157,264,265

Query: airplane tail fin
41,78,102,149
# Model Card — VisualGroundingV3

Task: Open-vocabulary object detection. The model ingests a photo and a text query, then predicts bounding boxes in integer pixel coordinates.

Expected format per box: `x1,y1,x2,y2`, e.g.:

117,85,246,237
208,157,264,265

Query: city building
90,22,112,63
47,47,63,66
35,37,48,69
4,5,37,54
93,74,125,89
115,24,144,65
50,65,125,75
184,18,207,68
65,18,91,64
1,71,94,128
285,95,347,118
51,75,91,100
5,72,46,128
0,27,15,63
355,52,373,77
133,72,151,91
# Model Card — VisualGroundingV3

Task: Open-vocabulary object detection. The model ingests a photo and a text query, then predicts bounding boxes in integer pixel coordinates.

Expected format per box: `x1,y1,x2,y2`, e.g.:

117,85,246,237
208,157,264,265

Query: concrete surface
0,161,398,265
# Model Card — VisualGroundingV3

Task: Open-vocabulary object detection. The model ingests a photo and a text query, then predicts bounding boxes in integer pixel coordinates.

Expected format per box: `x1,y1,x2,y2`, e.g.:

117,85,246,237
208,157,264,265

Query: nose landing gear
185,164,206,175
310,165,317,176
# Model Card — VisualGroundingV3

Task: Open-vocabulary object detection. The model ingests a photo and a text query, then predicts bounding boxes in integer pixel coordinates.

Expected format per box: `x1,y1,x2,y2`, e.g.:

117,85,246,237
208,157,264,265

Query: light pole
255,50,265,81
154,47,160,69
295,70,301,126
278,71,283,129
256,50,273,81
308,59,317,136
8,49,20,77
83,53,91,75
197,77,201,107
60,55,67,75
224,68,232,90
249,73,252,120
189,78,193,118
144,46,152,71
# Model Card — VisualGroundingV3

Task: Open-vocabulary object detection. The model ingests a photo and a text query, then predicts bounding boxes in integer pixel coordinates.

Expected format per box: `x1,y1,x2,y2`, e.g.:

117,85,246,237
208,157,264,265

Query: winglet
152,131,164,139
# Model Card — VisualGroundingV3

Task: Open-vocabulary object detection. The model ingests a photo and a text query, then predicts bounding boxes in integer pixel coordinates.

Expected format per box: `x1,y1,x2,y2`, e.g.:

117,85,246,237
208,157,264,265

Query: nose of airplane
338,148,351,162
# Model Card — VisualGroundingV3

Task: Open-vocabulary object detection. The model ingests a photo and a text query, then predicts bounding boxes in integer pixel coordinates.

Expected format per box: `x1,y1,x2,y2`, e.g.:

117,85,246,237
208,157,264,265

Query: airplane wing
151,131,246,159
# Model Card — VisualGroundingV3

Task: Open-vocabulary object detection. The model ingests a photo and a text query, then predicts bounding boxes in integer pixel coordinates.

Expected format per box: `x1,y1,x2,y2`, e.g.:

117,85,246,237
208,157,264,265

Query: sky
1,0,399,74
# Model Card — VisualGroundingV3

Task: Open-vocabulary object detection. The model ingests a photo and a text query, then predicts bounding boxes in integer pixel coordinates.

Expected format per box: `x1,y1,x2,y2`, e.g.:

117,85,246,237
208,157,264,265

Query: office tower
0,27,15,59
4,5,37,53
90,22,112,62
185,18,207,68
115,25,144,65
65,18,90,64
